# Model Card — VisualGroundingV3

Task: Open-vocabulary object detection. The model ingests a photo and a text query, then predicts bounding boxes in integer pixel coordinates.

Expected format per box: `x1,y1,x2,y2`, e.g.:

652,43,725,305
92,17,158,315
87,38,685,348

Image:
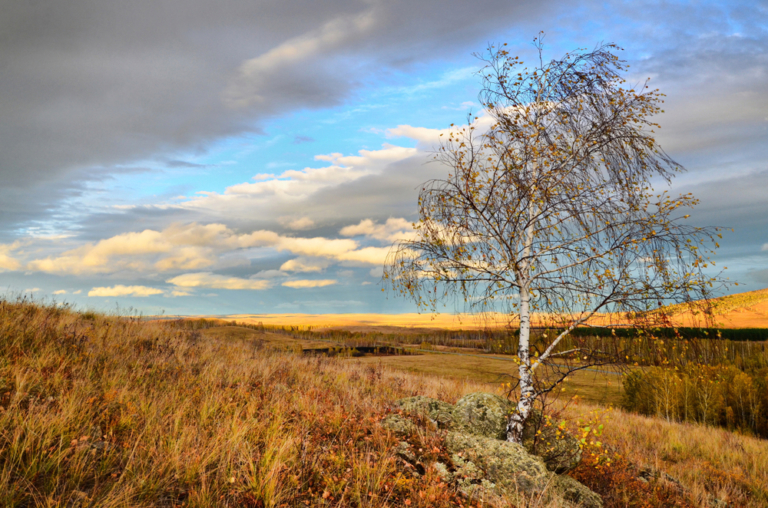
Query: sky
0,0,767,316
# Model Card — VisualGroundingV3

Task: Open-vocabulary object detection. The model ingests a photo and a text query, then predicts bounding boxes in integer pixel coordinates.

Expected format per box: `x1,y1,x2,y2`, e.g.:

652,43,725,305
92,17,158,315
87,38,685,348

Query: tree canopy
384,37,727,442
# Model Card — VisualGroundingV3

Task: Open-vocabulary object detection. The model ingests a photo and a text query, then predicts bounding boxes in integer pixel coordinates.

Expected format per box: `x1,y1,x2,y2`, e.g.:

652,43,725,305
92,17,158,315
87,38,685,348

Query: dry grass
353,355,625,407
215,287,768,331
0,299,573,508
567,406,768,507
201,326,336,350
353,354,768,507
224,313,490,330
2,299,766,507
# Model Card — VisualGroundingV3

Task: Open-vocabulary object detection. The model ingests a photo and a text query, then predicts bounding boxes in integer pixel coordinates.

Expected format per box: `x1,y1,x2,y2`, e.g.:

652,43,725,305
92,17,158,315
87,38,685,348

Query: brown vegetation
2,299,767,506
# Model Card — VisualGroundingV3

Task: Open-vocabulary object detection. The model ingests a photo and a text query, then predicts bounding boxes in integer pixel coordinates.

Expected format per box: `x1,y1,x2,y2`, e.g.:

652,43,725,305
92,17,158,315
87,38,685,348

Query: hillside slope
217,288,768,331
2,300,766,506
662,288,768,328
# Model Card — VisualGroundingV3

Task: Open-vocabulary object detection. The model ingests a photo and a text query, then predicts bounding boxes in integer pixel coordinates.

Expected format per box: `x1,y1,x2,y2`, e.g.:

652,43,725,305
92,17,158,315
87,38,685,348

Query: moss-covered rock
552,474,604,508
522,410,582,473
452,392,514,440
445,431,602,507
445,431,550,495
381,414,417,436
390,393,600,507
395,395,456,429
394,441,418,464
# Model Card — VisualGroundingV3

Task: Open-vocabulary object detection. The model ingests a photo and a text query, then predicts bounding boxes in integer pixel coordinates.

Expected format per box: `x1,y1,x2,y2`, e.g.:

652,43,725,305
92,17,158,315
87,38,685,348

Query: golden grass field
219,288,768,331
226,312,489,331
3,298,768,507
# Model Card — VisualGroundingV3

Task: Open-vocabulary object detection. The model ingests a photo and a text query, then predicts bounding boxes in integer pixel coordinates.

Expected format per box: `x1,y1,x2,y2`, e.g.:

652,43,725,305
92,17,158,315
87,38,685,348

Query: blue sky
0,0,767,315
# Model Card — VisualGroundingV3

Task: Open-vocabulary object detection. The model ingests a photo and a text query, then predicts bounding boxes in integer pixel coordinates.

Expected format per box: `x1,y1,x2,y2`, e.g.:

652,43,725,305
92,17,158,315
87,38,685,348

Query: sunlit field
209,288,768,332
3,298,768,506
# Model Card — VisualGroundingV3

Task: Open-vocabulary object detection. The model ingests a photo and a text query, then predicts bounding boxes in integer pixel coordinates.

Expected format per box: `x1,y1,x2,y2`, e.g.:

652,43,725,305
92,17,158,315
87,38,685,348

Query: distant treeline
569,327,768,342
170,316,768,342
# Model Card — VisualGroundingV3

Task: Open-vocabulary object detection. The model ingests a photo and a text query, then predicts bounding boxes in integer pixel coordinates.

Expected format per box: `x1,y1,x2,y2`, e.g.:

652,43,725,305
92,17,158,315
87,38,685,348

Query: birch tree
384,37,726,443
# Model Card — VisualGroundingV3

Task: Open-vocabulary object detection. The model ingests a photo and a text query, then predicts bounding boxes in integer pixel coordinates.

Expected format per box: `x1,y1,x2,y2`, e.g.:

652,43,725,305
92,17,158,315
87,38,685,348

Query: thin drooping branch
385,36,728,444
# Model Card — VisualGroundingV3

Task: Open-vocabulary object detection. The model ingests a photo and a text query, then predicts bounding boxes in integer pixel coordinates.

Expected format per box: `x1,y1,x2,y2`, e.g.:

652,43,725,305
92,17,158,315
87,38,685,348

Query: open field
200,325,626,406
225,312,493,331
353,355,624,407
202,288,768,332
665,288,768,328
201,325,337,350
3,299,768,507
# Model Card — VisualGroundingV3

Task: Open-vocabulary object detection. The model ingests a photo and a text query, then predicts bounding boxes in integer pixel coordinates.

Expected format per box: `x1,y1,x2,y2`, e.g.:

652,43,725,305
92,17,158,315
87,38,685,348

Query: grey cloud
680,167,768,245
164,160,210,169
4,0,768,298
0,0,553,236
611,3,768,176
673,168,768,290
751,268,768,285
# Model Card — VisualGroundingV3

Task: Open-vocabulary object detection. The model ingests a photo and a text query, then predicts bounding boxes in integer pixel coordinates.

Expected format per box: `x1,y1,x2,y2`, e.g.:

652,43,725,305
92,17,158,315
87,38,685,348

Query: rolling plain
2,290,768,506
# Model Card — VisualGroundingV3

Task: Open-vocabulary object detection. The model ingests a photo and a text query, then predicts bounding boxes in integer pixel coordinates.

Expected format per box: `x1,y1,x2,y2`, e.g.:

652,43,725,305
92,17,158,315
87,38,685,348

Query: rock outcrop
384,393,602,508
381,414,417,436
395,395,456,429
452,392,514,440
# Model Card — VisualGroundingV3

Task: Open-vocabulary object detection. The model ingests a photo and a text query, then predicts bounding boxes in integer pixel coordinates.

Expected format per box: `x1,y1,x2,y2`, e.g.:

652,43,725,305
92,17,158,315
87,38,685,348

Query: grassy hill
215,287,768,332
660,288,768,328
1,299,767,507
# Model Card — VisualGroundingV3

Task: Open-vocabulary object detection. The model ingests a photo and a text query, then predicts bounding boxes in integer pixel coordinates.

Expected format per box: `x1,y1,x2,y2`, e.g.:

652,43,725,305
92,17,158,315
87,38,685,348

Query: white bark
507,282,535,443
508,193,537,444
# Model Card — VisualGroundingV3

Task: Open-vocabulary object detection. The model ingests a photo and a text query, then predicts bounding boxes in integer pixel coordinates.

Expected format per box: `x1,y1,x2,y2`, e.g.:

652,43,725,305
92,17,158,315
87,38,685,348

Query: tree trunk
507,283,535,443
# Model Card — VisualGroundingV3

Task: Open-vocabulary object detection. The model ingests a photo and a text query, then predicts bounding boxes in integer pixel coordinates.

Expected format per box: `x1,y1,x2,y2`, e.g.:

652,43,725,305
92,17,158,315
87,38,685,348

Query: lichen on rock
446,431,602,507
551,474,604,508
395,395,456,429
389,394,602,508
452,392,514,440
381,414,417,436
445,431,551,495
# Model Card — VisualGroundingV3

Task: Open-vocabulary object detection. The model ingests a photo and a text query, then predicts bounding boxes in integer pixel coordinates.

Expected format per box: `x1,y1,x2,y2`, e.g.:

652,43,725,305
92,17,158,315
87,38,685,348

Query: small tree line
623,364,768,437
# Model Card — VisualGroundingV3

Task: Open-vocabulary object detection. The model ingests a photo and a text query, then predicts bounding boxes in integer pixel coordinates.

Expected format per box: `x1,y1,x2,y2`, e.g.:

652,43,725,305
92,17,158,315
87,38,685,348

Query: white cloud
25,221,392,278
336,246,390,265
280,257,330,273
167,272,272,290
387,113,495,148
282,279,337,288
53,290,67,295
251,269,288,279
281,216,316,230
28,223,232,275
24,288,40,293
73,290,82,295
270,235,359,258
340,217,415,242
177,143,418,221
88,285,164,297
762,243,768,251
0,242,22,271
